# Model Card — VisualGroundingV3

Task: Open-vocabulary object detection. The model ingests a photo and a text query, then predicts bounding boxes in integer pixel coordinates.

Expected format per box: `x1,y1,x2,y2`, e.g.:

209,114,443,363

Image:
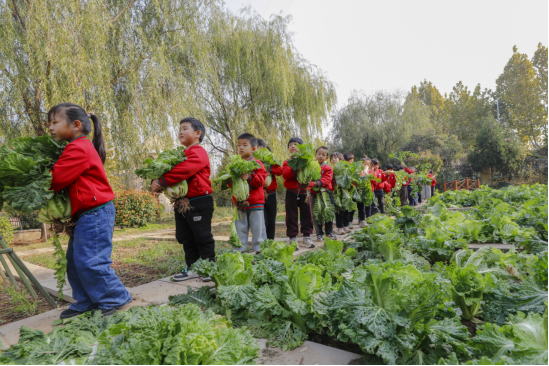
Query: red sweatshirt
159,144,212,199
428,174,437,187
230,157,266,209
383,181,392,194
50,136,114,218
282,160,310,194
311,162,333,194
372,169,387,191
386,171,396,189
266,164,283,195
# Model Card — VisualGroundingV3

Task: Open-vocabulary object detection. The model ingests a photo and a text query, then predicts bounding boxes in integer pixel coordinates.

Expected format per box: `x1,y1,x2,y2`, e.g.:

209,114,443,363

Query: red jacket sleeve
282,160,296,181
50,143,89,192
248,160,266,189
270,164,283,176
404,167,413,175
160,147,208,187
316,166,333,188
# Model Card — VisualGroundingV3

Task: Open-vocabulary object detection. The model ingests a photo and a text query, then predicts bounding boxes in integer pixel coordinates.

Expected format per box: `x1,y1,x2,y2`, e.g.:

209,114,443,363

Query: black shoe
172,268,190,282
94,308,117,317
60,308,83,319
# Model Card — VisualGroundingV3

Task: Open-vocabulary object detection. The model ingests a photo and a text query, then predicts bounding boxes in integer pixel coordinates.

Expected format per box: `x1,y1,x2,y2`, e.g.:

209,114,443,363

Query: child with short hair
282,137,315,249
48,103,132,319
371,159,387,214
428,170,436,198
151,117,216,281
256,139,283,240
232,133,267,253
311,146,336,241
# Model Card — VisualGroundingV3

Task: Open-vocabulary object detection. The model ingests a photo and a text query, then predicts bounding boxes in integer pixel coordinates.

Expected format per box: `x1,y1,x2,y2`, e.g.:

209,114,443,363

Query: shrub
0,216,14,245
113,190,160,228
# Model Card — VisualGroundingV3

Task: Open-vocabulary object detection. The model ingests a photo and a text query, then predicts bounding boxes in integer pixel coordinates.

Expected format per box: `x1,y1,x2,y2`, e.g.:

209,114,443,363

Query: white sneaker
344,227,352,233
303,237,315,248
316,234,324,241
359,220,367,228
348,223,354,229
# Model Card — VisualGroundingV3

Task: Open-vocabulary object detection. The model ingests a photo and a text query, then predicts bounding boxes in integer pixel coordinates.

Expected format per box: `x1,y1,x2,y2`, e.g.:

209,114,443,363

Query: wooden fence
443,178,481,192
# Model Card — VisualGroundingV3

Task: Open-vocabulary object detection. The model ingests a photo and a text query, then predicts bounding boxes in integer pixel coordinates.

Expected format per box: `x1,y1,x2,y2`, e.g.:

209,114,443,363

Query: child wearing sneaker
151,117,215,282
282,137,315,249
256,139,283,240
231,133,267,254
311,147,337,241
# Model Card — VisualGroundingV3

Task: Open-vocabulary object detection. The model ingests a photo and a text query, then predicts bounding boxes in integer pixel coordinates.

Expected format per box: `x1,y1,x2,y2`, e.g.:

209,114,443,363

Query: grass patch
24,238,234,288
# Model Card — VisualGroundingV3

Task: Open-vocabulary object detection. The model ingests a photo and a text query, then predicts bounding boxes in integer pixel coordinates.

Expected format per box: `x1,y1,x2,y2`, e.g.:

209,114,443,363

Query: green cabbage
214,155,260,203
265,175,273,187
38,191,72,224
287,144,321,185
253,147,281,171
163,180,188,201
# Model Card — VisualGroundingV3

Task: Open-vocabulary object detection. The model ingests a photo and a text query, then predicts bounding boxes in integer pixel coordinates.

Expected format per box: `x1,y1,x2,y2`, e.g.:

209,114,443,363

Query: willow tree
181,8,337,158
0,0,215,169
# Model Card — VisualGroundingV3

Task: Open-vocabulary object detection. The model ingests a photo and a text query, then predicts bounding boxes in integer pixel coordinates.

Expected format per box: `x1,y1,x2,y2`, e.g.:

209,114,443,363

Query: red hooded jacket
282,159,310,194
386,171,396,189
311,162,333,194
266,164,283,195
428,174,437,187
372,169,387,191
159,144,212,199
50,136,114,218
230,157,266,209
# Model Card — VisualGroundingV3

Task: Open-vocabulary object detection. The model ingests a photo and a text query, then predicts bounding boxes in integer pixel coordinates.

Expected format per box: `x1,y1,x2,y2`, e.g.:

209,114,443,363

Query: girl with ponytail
47,103,131,319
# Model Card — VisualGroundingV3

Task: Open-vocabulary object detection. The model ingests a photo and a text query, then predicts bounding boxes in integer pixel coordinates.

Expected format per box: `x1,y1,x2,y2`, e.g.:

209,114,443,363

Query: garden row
0,185,546,364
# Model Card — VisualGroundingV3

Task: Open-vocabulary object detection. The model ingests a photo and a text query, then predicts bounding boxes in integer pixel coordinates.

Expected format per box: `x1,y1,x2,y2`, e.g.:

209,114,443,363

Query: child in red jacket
371,159,387,214
311,146,337,242
151,117,215,281
232,133,267,253
48,103,131,319
428,170,437,197
283,137,315,249
257,139,283,240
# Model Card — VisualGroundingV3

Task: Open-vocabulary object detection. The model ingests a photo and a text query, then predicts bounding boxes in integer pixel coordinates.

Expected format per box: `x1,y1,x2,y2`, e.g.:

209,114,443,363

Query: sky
223,0,548,109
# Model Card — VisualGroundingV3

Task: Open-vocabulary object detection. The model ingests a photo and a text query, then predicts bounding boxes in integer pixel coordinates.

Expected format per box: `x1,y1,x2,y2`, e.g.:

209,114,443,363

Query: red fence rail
443,178,481,192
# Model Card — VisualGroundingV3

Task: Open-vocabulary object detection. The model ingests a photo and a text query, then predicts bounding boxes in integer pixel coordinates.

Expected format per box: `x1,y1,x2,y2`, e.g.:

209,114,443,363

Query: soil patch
0,279,67,326
112,262,180,288
462,319,477,337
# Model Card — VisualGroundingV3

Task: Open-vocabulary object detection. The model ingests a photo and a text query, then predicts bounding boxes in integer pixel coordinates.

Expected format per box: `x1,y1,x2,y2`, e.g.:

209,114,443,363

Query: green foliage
253,148,281,171
113,190,160,228
468,116,525,183
214,155,261,202
0,136,66,213
52,235,67,301
0,216,14,245
134,146,186,180
312,190,335,225
287,144,321,184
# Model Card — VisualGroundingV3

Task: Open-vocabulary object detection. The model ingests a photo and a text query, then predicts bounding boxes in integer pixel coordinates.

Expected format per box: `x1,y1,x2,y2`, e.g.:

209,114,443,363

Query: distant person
311,146,337,241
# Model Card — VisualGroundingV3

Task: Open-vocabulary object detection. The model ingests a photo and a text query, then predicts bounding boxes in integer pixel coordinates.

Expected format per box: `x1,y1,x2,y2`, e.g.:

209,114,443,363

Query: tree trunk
40,223,48,242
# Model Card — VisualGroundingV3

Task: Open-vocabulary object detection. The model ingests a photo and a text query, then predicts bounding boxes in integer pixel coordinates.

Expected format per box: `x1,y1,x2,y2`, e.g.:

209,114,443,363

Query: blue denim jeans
66,202,132,312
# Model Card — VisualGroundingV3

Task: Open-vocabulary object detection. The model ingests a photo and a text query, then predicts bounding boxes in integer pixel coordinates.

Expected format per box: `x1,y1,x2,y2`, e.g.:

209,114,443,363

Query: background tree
331,90,431,165
443,82,493,147
406,80,445,125
181,8,336,159
468,116,524,185
495,45,547,148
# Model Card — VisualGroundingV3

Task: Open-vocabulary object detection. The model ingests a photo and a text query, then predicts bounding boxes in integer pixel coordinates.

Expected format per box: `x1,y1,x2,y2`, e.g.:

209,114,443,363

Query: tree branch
111,0,137,24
